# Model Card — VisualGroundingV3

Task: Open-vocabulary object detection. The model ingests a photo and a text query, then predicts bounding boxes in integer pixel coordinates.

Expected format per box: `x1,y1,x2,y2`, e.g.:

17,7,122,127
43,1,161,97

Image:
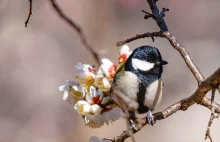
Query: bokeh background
0,0,220,142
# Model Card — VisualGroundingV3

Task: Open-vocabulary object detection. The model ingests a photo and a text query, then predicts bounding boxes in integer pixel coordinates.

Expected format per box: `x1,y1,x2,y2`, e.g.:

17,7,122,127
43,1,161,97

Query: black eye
147,56,153,62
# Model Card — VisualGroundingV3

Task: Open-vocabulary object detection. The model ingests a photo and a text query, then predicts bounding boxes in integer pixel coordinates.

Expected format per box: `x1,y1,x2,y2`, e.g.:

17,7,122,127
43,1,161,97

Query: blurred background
0,0,219,142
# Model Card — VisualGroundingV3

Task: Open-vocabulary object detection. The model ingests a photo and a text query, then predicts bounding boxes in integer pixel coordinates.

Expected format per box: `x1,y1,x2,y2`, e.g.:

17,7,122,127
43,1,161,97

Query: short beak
156,60,168,66
160,60,168,65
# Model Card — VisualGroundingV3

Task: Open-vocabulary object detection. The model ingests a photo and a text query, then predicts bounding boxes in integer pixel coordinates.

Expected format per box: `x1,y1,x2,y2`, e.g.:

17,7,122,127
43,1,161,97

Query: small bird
111,45,168,126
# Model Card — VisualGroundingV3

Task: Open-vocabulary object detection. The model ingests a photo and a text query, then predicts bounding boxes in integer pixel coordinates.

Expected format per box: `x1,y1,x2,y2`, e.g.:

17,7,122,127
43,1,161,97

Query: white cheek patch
132,58,155,71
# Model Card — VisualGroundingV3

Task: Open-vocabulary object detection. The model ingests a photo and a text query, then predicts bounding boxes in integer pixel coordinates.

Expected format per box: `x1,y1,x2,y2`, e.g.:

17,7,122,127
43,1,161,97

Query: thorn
151,36,155,42
160,8,169,17
142,10,154,19
142,10,151,15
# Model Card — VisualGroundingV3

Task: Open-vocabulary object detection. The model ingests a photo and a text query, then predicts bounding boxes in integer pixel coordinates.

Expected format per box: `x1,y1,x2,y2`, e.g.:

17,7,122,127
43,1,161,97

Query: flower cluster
59,45,131,128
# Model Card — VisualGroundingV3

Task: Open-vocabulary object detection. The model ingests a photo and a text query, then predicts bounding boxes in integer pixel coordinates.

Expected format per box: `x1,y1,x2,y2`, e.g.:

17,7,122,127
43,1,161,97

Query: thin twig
205,112,219,142
205,88,219,142
116,32,163,47
146,0,169,32
163,32,205,83
49,0,101,66
25,0,33,27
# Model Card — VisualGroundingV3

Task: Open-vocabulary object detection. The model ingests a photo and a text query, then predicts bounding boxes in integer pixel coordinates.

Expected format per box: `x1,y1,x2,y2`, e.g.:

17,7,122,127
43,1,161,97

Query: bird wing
113,62,125,83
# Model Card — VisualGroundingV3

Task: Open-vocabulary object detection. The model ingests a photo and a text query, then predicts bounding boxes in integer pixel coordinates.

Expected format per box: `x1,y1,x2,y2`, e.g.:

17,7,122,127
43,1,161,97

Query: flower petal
89,136,100,142
72,85,80,91
102,78,111,92
84,104,92,114
120,45,130,54
86,94,93,104
103,78,111,88
96,89,103,101
62,91,69,100
71,85,85,99
74,100,91,115
100,65,109,77
89,136,111,142
103,108,122,123
58,85,65,92
91,104,102,115
89,86,96,97
58,80,76,92
75,63,85,73
84,115,105,128
95,77,111,92
101,58,113,66
66,80,75,86
61,91,74,105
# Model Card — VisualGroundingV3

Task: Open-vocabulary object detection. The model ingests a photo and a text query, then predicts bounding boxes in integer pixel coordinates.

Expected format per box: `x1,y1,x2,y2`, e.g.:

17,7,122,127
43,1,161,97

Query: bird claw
129,119,138,131
146,111,155,126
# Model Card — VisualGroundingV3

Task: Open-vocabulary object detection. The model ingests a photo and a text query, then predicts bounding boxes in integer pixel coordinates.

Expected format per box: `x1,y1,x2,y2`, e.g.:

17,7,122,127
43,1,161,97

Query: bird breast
112,71,139,111
144,79,163,110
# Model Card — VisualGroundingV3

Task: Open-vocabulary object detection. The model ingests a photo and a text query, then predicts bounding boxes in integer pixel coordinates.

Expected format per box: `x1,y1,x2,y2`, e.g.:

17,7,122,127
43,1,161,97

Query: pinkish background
0,0,219,142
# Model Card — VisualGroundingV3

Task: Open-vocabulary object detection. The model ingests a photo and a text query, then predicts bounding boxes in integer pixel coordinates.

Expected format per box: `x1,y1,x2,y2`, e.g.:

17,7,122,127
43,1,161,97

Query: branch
163,32,205,83
105,68,220,142
205,88,219,142
116,32,163,47
25,0,33,27
49,0,101,66
145,0,169,32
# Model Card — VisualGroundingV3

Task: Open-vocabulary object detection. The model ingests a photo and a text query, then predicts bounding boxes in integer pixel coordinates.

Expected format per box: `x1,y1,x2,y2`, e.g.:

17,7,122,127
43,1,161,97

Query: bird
111,45,168,126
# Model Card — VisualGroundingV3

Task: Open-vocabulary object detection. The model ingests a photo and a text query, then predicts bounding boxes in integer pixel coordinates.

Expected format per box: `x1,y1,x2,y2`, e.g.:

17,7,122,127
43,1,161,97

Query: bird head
125,45,168,76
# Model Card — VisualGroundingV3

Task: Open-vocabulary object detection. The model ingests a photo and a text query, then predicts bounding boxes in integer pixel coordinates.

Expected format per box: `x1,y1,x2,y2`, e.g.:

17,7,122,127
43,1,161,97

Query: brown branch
201,97,220,114
205,111,219,142
116,32,163,47
25,0,33,27
204,88,219,142
163,32,205,83
49,0,101,66
105,68,220,142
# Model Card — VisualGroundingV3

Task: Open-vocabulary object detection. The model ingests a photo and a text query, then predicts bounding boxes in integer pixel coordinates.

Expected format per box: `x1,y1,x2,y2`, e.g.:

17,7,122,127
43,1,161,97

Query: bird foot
146,111,155,126
129,119,138,131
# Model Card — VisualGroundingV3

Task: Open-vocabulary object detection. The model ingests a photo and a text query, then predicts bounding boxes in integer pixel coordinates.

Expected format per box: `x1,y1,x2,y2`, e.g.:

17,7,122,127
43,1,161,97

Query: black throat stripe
137,82,149,114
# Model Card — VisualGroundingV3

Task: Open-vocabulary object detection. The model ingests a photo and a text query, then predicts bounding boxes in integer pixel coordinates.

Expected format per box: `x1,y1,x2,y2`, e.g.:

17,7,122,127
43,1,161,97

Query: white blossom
86,86,103,104
71,85,86,99
118,45,132,63
74,100,92,115
91,104,102,115
84,107,123,128
75,63,95,88
103,108,123,123
84,114,105,128
94,75,111,92
99,58,116,79
58,80,76,104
